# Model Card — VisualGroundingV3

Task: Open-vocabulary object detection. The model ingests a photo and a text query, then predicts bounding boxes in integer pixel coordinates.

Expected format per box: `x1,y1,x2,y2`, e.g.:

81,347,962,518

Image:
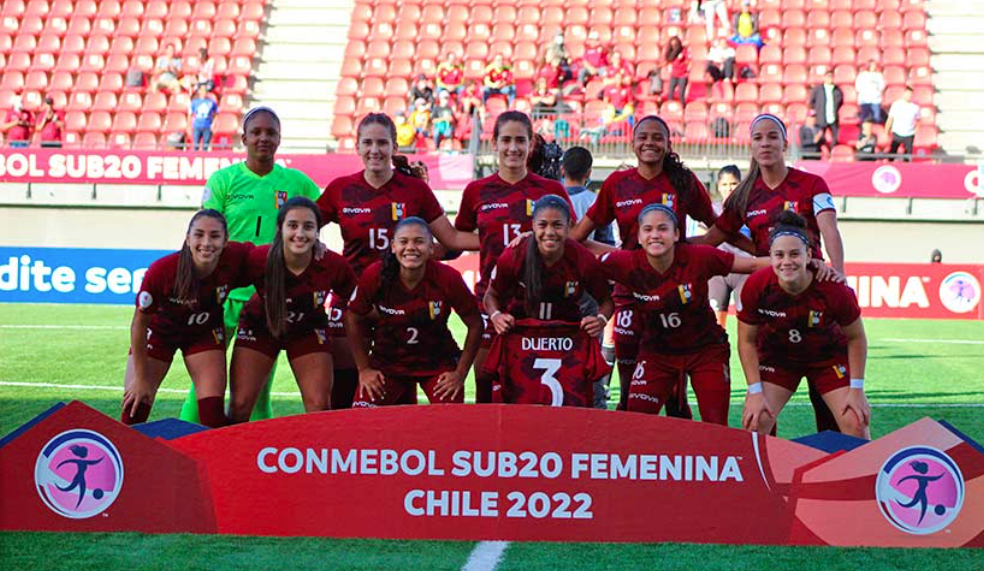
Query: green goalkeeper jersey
202,161,322,300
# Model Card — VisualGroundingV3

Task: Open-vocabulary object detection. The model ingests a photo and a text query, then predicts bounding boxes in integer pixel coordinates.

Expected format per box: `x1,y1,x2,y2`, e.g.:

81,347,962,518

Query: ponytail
392,155,428,180
521,236,544,317
723,157,760,222
264,197,322,339
174,209,228,302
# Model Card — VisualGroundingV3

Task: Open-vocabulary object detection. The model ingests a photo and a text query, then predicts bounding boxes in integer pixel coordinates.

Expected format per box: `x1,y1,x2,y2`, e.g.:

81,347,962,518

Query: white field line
880,338,984,345
461,541,510,571
1,381,983,408
0,324,128,330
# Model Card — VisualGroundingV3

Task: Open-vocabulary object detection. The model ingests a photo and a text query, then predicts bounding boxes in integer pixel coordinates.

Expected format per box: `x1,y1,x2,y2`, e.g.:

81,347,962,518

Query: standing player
122,210,251,427
569,115,720,411
707,165,752,328
738,211,870,438
179,106,322,423
227,198,356,422
454,111,575,403
317,112,479,409
697,114,846,433
345,217,483,407
600,204,769,424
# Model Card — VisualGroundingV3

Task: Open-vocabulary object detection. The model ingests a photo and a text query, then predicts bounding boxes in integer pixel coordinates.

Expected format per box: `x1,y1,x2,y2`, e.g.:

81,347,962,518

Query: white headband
751,114,787,141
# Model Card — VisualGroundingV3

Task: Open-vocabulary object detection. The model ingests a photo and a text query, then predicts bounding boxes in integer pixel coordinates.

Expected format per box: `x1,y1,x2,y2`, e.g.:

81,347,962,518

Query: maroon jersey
715,167,834,258
349,259,479,376
600,244,734,354
587,167,716,251
240,244,356,335
317,170,445,276
454,172,573,298
490,237,609,322
483,319,611,407
738,268,861,366
136,242,253,337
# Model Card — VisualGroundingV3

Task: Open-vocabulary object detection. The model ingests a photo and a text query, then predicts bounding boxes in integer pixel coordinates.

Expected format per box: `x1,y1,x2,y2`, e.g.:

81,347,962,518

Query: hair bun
776,209,807,228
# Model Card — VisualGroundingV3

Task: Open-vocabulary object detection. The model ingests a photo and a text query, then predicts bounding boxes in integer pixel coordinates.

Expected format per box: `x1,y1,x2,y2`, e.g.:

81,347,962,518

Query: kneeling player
122,209,252,427
600,204,769,424
346,217,483,406
228,198,356,422
738,210,870,438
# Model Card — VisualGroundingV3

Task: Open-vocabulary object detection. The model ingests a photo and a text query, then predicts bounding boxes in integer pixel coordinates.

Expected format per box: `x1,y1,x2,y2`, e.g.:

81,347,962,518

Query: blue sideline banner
0,247,172,305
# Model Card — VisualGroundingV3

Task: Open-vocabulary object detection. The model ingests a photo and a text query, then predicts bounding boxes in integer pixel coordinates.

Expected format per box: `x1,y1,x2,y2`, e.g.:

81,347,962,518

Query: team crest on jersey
661,194,676,209
275,190,288,209
392,202,406,221
808,310,822,327
215,285,229,304
783,200,797,211
429,301,442,319
564,281,579,297
526,199,534,216
832,364,847,379
211,327,224,345
314,329,327,345
312,290,327,307
678,283,693,304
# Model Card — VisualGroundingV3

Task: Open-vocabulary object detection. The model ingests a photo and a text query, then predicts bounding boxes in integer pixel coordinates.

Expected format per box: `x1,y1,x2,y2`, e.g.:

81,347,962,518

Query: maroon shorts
759,356,850,395
612,305,642,365
627,343,731,425
478,298,497,350
234,321,331,360
138,326,225,363
352,372,465,408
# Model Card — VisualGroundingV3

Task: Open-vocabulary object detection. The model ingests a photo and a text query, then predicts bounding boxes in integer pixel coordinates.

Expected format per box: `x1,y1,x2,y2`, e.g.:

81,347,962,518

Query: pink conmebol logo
871,165,902,194
34,429,124,519
875,446,964,535
938,271,981,314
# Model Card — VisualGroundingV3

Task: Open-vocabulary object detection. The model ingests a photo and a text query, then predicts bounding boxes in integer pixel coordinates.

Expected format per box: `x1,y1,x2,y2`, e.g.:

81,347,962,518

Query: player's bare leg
183,349,228,428
289,352,334,412
752,382,795,436
121,354,171,424
330,336,358,409
228,347,276,423
819,387,870,439
473,347,493,403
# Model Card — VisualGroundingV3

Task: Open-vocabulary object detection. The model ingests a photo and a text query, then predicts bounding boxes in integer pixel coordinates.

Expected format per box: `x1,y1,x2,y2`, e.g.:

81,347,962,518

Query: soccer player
569,115,718,411
317,112,478,409
122,210,251,428
738,210,870,438
454,111,575,402
345,217,483,407
707,165,752,328
179,106,322,423
698,113,847,433
227,198,356,422
600,204,769,424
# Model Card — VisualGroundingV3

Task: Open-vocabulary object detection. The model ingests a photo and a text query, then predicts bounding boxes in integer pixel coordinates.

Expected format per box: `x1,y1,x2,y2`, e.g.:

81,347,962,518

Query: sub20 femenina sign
1,401,982,547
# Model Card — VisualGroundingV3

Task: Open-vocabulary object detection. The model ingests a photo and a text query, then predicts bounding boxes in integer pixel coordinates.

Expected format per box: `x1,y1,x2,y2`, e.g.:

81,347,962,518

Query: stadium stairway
250,0,354,151
927,0,984,156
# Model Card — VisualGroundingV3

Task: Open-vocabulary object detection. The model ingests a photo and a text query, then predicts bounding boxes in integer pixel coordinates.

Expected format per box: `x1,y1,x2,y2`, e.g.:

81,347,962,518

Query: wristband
849,378,864,390
489,310,502,320
597,314,609,325
747,382,763,395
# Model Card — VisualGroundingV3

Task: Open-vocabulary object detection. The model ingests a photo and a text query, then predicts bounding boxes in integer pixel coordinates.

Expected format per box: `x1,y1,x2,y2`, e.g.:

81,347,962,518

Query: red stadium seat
912,86,934,107
684,101,708,123
902,11,927,32
5,52,31,73
82,132,107,148
833,64,856,84
785,102,809,123
832,46,855,67
91,91,117,112
783,27,806,47
838,103,859,126
882,66,906,87
12,35,38,54
29,52,56,73
388,58,413,78
74,0,97,18
43,17,68,37
331,115,354,139
136,112,162,134
382,96,406,117
146,0,167,20
760,83,783,104
80,53,105,73
806,11,830,28
164,19,189,38
86,110,112,133
64,110,87,132
49,70,74,91
808,47,831,67
21,15,45,35
117,91,143,113
904,29,928,48
735,83,759,103
26,0,50,18
24,70,48,91
831,28,854,48
191,19,214,38
783,64,807,85
132,132,158,150
783,46,807,66
111,111,138,134
907,65,933,87
167,92,191,113
907,48,931,68
855,29,879,49
759,45,782,65
66,17,91,38
684,122,709,142
142,92,167,114
1,0,26,18
241,2,264,22
360,77,384,98
98,72,124,93
333,96,356,117
781,10,805,28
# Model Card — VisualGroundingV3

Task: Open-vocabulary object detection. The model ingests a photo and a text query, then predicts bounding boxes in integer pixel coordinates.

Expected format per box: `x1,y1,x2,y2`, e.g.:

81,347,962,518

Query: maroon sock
197,396,227,428
331,369,358,410
475,372,493,404
121,401,152,425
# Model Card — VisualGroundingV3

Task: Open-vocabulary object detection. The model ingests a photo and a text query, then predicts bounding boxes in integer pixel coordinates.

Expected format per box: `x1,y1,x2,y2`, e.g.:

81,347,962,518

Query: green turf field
1,303,983,569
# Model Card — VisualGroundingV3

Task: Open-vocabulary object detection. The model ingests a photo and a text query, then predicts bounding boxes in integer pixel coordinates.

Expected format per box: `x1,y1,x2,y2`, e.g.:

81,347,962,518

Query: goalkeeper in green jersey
179,107,321,422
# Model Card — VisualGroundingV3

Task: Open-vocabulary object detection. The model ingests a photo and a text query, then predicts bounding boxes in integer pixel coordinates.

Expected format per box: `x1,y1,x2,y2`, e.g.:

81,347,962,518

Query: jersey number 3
532,358,563,407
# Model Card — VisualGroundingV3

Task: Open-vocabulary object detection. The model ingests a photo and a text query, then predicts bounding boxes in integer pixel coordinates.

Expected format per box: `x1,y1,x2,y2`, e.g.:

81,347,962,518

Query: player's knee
837,410,864,437
302,394,330,412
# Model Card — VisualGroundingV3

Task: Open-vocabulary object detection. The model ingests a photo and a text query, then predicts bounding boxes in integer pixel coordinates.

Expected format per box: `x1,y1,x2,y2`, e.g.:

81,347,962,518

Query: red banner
0,149,474,190
2,401,983,547
795,161,983,199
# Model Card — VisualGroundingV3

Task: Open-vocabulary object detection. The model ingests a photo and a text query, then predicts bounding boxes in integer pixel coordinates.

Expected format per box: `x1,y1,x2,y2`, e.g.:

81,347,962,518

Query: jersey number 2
532,358,563,407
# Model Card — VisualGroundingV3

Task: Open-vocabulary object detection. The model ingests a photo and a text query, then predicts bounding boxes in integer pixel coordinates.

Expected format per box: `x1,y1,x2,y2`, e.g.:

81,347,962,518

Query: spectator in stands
810,71,843,151
798,112,823,158
855,60,886,125
34,96,64,148
189,85,219,151
1,92,33,148
665,36,690,106
394,112,416,149
409,98,432,148
151,43,183,93
409,75,435,108
855,119,878,161
689,0,731,40
578,31,610,87
482,53,516,107
731,0,763,49
197,47,216,93
530,78,560,117
432,91,456,150
705,36,736,93
436,52,464,96
930,249,942,263
886,86,920,162
459,79,484,122
605,51,633,88
602,74,636,132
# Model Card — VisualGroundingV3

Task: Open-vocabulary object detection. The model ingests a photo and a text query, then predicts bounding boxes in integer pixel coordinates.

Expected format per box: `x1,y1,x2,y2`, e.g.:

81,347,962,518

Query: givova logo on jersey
34,430,124,519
